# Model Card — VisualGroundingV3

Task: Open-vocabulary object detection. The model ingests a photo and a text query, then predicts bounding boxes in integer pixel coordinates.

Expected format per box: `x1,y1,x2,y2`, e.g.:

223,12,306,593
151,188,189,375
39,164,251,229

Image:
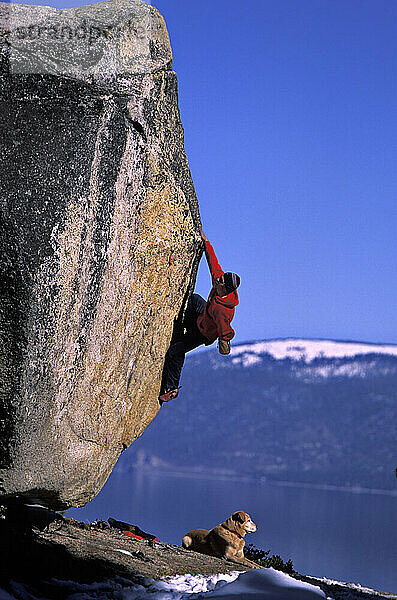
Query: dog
182,510,262,568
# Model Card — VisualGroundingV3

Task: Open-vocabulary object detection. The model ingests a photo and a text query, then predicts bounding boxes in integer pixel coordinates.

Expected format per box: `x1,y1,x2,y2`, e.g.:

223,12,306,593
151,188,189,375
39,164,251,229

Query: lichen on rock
0,0,201,509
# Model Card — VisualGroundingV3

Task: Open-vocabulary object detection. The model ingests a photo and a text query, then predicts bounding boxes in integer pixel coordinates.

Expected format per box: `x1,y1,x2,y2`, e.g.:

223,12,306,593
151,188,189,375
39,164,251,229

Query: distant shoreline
118,465,397,497
267,479,397,497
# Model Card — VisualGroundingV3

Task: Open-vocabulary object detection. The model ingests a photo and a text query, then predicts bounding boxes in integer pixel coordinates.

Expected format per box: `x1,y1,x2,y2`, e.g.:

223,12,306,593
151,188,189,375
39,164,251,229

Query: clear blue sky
10,0,397,344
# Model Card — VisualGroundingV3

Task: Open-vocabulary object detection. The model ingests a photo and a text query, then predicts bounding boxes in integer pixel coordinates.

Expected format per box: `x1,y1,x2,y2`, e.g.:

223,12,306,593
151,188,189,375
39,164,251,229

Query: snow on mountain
230,339,397,369
291,361,391,380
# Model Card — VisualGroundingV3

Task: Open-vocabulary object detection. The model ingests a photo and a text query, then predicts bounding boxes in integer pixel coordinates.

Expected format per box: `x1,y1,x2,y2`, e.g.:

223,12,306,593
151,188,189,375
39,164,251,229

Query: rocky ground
0,511,396,600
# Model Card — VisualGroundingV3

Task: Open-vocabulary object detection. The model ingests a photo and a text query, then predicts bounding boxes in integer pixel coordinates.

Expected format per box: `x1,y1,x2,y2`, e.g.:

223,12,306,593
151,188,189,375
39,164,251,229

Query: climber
159,229,241,404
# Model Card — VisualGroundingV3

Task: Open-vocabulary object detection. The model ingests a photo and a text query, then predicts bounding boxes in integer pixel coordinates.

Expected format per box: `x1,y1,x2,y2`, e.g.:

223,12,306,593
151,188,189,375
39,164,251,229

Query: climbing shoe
218,339,231,355
159,387,181,404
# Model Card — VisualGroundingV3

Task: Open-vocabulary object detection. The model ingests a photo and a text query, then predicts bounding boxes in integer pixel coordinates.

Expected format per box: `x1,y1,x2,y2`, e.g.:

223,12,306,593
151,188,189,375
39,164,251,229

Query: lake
66,469,397,594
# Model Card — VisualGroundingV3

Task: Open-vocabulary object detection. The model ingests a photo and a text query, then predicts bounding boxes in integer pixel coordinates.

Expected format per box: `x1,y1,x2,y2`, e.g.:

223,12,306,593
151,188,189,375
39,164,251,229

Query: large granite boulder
0,0,201,509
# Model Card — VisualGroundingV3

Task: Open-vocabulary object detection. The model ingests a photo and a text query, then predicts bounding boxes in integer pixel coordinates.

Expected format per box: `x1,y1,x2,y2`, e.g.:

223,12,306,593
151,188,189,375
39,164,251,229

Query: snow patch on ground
112,548,135,557
3,570,330,600
194,569,328,598
3,573,239,600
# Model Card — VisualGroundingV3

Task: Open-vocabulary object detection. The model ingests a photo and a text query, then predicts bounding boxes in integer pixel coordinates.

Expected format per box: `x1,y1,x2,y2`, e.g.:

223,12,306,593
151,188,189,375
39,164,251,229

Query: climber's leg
159,341,185,402
183,293,207,352
182,294,206,332
159,293,207,403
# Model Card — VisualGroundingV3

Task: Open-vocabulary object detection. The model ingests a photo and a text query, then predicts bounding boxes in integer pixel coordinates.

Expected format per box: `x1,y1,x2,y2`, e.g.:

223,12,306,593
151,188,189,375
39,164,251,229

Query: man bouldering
159,229,241,404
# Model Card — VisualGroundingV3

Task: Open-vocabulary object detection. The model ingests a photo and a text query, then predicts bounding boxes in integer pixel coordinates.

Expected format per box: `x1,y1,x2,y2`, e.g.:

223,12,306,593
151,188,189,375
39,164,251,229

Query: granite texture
0,0,201,509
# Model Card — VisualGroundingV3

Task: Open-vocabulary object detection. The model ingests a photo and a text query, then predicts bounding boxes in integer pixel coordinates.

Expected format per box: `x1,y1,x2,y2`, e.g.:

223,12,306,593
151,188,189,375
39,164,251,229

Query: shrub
245,544,294,574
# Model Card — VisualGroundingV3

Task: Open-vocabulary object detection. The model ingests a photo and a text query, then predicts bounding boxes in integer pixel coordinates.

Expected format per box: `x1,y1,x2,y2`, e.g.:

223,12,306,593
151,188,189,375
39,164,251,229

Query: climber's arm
200,229,224,281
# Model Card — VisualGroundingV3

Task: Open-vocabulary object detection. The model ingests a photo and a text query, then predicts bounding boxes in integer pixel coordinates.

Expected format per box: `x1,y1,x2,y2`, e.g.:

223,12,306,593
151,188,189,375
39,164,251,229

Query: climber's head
215,272,240,297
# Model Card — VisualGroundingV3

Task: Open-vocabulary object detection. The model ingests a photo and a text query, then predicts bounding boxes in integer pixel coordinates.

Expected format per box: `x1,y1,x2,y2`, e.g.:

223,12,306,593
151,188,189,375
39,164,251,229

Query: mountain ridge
231,337,397,361
119,337,397,491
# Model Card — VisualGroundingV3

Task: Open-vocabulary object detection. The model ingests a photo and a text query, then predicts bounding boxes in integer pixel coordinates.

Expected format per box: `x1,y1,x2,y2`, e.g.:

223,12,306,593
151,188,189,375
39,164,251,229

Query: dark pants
160,294,207,394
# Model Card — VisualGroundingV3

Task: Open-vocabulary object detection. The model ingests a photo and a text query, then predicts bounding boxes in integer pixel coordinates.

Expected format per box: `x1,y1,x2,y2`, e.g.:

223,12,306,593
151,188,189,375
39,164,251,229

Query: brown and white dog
182,510,262,568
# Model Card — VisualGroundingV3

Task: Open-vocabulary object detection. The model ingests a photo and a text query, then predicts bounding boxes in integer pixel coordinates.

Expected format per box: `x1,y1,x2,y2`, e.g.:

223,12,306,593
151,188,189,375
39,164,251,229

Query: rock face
0,0,201,509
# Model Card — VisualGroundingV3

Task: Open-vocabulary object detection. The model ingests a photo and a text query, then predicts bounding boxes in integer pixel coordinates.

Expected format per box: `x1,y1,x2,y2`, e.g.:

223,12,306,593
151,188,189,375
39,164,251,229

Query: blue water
66,469,397,594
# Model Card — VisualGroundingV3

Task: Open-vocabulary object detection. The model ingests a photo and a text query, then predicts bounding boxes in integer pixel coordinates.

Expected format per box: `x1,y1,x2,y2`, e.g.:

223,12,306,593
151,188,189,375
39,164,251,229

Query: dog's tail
182,535,192,549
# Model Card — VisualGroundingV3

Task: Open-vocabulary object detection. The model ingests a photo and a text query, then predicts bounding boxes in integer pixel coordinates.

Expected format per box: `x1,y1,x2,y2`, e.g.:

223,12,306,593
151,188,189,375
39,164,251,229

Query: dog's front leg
237,550,266,569
236,548,265,569
243,556,264,568
225,550,264,569
240,554,264,569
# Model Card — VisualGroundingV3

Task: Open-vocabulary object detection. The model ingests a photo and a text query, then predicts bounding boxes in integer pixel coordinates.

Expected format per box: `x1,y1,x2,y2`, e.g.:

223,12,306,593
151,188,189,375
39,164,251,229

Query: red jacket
196,240,239,344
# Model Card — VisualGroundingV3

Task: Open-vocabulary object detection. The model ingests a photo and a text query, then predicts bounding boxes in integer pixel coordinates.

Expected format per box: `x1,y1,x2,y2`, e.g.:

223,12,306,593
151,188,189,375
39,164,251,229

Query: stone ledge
0,515,395,600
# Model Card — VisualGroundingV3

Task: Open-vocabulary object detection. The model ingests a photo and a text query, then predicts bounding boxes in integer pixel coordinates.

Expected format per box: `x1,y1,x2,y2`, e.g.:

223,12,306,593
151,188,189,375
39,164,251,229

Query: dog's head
222,511,257,537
